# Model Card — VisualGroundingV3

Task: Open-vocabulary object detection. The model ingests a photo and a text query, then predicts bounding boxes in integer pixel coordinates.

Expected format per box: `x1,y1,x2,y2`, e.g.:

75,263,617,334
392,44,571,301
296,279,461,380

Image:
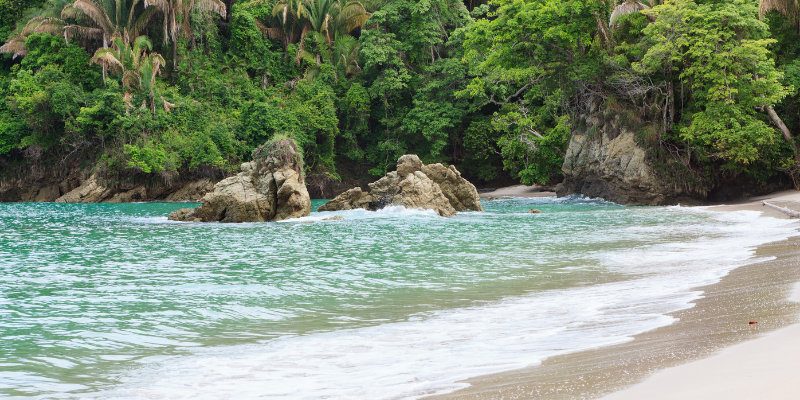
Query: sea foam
93,209,799,400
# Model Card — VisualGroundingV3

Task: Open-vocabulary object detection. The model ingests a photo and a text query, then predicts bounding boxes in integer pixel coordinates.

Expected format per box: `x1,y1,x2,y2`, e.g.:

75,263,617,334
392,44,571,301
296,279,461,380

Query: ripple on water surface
0,198,797,398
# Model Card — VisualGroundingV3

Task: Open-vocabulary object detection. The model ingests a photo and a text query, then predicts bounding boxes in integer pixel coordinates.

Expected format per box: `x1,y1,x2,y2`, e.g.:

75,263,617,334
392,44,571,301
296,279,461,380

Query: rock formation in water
169,139,311,222
317,155,483,217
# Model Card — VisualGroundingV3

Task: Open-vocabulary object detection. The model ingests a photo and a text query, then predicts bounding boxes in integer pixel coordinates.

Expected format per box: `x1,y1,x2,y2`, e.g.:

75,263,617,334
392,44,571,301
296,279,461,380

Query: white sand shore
601,282,800,400
599,194,800,400
478,185,556,198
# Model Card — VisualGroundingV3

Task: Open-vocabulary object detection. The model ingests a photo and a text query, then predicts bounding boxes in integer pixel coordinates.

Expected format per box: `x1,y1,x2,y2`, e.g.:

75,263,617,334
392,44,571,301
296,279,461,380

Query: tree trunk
594,14,612,48
763,201,800,218
667,68,675,126
173,40,178,70
766,105,800,162
102,35,107,85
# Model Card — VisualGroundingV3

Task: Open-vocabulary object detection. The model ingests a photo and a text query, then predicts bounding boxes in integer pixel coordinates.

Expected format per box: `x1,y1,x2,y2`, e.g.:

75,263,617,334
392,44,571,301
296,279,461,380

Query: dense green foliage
2,0,800,193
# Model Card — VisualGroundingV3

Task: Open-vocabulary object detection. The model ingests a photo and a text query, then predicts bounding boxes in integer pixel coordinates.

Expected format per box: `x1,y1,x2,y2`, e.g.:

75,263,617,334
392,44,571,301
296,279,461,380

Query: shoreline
478,185,557,199
600,282,800,400
425,190,800,400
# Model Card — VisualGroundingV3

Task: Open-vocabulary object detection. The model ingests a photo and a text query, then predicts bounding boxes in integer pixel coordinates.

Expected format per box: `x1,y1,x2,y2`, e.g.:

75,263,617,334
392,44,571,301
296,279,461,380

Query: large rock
555,109,699,206
318,155,482,217
33,185,62,202
106,186,148,203
55,175,114,203
317,187,374,211
421,163,483,212
164,179,215,202
169,139,311,222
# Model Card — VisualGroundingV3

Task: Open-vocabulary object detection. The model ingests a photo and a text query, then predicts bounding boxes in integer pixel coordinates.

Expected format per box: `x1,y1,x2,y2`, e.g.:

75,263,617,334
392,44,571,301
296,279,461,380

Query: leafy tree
0,0,47,42
638,0,794,164
458,0,604,182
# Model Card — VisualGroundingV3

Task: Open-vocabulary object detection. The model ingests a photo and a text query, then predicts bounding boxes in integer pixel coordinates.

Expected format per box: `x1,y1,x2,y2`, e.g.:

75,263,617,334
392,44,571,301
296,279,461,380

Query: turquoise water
0,198,797,399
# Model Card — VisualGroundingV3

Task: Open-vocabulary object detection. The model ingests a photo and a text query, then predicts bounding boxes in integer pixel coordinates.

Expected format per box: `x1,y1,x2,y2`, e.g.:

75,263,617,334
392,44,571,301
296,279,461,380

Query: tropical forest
2,0,800,199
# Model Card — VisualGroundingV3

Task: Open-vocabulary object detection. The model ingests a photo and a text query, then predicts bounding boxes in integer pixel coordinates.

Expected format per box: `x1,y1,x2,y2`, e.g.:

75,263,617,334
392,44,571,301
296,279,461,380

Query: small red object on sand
749,321,757,325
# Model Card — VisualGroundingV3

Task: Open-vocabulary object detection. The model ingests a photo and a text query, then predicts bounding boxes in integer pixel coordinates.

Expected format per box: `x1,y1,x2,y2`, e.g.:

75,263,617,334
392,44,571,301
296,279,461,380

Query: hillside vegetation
2,0,800,196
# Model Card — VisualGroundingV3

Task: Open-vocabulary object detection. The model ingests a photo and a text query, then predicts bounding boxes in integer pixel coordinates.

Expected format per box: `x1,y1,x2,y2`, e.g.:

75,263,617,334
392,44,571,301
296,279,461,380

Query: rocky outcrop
55,175,114,203
317,187,374,211
318,155,483,217
421,163,484,212
169,139,311,222
555,108,699,206
164,179,215,202
1,173,214,203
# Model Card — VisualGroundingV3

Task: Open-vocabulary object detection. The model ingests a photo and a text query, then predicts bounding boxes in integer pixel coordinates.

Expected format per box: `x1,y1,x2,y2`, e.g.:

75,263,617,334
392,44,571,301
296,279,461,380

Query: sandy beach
601,191,800,400
601,285,800,400
426,188,800,400
479,185,557,198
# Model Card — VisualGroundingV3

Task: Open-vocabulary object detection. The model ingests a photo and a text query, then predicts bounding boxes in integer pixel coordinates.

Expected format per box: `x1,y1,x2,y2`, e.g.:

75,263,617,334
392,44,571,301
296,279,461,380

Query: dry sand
425,189,800,400
602,283,800,400
479,185,556,198
600,192,800,400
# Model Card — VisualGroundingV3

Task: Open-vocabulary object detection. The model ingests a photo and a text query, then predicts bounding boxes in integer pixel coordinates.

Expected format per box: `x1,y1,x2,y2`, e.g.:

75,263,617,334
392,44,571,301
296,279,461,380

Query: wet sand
425,190,800,400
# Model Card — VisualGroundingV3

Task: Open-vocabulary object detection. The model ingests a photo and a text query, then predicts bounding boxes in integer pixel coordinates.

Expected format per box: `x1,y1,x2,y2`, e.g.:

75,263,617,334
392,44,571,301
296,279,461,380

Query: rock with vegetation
555,109,698,206
169,139,311,222
318,155,482,217
105,185,148,203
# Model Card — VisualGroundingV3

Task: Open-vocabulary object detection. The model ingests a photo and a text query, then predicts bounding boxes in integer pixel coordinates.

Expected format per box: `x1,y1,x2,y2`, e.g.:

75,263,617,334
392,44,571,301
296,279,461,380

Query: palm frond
257,21,286,40
64,24,104,40
759,0,800,19
65,0,115,33
193,0,226,18
91,47,125,73
122,69,140,90
340,13,368,34
32,18,66,35
128,6,157,37
0,40,29,59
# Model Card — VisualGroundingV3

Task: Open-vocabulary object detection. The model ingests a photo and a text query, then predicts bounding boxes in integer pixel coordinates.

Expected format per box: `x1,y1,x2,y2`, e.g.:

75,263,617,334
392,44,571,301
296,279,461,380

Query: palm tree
0,0,71,58
143,0,227,68
248,0,302,58
332,33,360,78
62,0,158,44
759,0,800,33
61,0,159,81
265,0,372,63
0,17,64,58
91,35,166,111
302,0,370,45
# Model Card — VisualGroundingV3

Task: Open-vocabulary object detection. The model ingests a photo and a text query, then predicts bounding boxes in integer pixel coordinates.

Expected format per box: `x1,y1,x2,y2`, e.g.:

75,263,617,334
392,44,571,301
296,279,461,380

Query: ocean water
0,197,797,399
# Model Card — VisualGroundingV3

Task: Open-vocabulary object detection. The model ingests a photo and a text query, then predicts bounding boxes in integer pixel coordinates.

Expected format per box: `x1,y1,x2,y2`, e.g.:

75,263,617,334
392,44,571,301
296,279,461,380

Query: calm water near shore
1,198,797,399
